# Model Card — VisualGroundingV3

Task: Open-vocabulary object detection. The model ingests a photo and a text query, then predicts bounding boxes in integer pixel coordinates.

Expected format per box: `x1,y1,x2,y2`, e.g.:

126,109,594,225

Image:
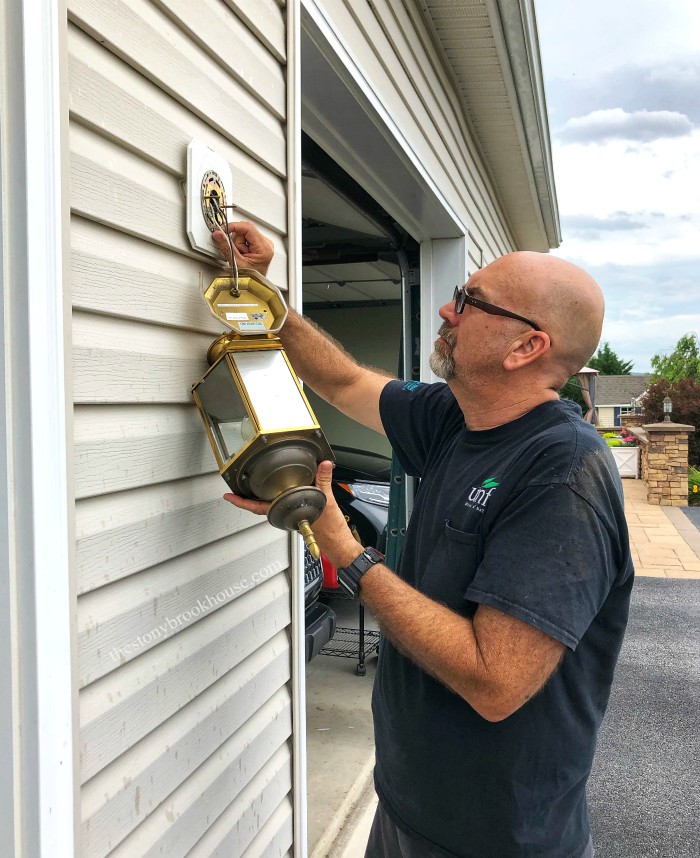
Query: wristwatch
336,547,385,597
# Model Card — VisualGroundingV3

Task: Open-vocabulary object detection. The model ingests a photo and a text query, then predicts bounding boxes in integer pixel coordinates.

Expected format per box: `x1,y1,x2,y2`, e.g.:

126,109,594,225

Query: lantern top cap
203,267,288,335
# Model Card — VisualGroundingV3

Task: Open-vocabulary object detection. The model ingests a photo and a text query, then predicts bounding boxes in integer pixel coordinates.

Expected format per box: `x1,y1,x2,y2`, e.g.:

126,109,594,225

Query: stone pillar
621,413,644,428
641,422,695,506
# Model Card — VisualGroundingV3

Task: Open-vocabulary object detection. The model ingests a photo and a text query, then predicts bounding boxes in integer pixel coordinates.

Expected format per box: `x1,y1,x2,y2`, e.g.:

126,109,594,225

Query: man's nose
438,300,460,325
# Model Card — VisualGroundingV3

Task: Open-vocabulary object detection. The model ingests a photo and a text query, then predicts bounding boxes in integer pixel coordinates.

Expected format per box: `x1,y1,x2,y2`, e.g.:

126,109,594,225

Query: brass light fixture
192,263,333,558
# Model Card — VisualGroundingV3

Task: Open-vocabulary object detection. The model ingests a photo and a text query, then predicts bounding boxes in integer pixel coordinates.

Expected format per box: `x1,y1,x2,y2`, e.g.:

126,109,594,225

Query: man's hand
303,461,363,570
212,220,274,276
224,461,361,570
222,492,271,517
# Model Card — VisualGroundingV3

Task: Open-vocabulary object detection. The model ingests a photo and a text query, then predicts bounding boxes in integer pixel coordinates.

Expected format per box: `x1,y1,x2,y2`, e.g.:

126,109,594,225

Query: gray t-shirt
373,380,634,858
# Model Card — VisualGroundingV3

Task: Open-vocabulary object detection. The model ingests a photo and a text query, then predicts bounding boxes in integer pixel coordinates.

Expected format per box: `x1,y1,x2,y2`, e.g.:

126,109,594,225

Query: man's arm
355,564,565,722
213,223,393,434
310,464,567,723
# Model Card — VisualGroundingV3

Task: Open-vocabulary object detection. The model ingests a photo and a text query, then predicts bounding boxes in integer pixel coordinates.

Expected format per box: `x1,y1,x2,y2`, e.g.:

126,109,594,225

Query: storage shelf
320,627,379,660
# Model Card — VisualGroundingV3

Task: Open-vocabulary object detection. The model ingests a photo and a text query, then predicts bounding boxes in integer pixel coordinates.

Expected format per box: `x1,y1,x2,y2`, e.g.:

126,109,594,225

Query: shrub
603,429,638,447
690,467,700,506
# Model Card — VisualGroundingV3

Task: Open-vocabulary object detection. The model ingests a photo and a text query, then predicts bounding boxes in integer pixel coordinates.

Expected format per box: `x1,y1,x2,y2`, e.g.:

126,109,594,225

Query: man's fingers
315,461,334,497
212,229,247,266
223,492,270,516
212,228,233,263
211,222,273,276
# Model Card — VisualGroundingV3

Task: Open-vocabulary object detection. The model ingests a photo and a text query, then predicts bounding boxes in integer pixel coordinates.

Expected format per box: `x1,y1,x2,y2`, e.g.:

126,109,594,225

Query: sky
534,0,700,371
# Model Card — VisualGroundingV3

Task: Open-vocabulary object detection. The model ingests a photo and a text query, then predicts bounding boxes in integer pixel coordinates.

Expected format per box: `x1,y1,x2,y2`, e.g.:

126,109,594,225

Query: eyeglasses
452,285,541,331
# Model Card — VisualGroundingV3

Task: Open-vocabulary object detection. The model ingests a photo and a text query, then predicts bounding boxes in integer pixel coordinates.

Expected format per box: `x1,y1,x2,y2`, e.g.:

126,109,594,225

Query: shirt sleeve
464,483,621,649
379,380,461,478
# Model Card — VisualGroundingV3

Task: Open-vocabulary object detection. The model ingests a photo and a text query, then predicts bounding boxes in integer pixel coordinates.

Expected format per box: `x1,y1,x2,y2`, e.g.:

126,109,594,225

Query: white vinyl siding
598,406,616,427
359,0,515,258
302,0,517,262
67,1,293,855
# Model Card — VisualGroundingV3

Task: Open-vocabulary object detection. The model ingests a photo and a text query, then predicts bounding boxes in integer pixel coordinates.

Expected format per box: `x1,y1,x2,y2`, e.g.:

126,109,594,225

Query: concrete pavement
306,599,378,856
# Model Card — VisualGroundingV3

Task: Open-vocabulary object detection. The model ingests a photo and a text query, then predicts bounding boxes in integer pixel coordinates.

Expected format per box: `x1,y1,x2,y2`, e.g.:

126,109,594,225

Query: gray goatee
429,324,456,381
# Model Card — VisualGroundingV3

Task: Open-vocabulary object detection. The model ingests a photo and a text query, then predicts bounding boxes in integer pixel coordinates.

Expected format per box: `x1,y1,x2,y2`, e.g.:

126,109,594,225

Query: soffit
419,0,561,250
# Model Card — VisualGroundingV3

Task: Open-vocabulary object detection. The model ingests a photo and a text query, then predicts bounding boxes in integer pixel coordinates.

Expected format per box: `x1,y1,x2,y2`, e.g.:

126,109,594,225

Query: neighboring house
1,1,559,856
596,374,653,426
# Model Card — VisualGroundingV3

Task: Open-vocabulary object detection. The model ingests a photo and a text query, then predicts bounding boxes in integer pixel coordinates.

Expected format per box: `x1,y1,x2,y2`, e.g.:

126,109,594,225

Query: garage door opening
301,135,419,855
301,134,419,460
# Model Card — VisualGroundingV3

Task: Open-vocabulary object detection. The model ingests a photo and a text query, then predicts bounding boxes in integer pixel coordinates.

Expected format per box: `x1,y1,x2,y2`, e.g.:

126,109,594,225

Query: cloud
646,63,700,86
558,109,693,144
548,257,700,371
551,129,700,241
544,57,700,128
601,314,700,372
533,0,700,371
561,212,648,238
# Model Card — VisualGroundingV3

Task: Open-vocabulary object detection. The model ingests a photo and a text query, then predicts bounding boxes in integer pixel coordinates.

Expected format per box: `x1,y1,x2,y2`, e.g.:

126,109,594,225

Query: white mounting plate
186,139,234,257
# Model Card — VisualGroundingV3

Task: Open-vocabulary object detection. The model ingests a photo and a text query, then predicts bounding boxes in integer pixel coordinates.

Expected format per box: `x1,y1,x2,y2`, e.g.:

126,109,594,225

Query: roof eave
492,0,561,248
419,0,561,251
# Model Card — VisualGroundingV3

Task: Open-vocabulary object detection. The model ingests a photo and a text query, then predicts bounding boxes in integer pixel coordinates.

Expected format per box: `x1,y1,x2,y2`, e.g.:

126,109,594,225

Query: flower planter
611,446,639,478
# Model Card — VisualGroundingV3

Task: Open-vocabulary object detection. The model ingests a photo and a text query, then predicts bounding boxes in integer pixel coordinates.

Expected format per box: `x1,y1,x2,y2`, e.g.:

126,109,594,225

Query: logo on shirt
402,381,423,392
464,477,500,512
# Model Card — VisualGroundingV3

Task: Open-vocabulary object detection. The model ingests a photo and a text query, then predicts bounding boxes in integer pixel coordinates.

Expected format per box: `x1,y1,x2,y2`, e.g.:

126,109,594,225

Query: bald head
477,252,604,385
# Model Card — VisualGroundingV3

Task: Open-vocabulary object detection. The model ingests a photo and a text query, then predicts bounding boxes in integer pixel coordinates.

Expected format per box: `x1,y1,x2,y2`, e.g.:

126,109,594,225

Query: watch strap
337,547,384,597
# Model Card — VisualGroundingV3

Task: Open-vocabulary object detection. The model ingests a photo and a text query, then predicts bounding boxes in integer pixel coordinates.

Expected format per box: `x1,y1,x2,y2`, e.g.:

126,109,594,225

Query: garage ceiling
302,166,402,307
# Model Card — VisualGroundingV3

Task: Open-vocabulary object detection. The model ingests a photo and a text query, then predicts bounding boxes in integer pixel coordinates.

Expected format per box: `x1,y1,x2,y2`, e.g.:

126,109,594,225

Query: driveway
681,505,700,530
588,577,700,857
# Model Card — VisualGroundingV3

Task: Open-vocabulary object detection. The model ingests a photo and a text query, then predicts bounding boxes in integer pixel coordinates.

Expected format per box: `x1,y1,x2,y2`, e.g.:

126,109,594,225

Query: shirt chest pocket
420,521,483,613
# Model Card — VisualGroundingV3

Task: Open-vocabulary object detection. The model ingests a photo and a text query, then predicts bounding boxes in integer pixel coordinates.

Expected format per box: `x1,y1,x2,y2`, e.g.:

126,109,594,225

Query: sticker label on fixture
238,321,266,331
225,312,249,321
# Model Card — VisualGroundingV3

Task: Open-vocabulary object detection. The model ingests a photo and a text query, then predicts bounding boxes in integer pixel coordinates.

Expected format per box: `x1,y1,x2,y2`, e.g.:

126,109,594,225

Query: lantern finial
298,520,321,559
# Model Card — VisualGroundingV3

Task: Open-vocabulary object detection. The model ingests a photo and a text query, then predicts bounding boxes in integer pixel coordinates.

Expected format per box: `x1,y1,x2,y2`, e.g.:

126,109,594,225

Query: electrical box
186,140,234,257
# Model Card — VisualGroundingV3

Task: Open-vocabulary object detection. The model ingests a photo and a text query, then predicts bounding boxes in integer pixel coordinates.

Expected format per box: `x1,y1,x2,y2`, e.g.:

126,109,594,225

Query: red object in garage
321,552,339,589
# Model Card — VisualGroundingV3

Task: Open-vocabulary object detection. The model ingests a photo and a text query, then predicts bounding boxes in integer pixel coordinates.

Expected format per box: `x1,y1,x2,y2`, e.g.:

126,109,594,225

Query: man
214,224,633,858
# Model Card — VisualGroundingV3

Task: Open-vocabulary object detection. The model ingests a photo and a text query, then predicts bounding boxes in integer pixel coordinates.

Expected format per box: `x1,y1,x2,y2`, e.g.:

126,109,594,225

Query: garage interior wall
304,306,401,457
67,1,295,854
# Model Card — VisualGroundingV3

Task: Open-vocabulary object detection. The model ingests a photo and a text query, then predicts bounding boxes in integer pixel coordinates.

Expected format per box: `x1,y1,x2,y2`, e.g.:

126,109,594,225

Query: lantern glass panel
233,350,316,431
196,358,256,462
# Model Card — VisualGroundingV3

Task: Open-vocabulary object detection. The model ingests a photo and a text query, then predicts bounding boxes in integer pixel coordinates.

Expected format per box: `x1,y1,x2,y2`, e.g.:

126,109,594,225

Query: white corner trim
1,0,77,853
287,1,309,856
419,237,468,382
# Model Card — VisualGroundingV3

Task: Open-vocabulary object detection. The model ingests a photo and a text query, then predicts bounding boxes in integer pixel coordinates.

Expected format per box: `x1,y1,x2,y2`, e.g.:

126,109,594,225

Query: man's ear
502,331,551,371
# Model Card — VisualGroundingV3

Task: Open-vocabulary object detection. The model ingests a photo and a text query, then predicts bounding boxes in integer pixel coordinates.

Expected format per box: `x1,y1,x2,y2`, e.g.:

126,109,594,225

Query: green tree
587,342,633,375
559,377,586,411
650,333,700,382
641,377,700,467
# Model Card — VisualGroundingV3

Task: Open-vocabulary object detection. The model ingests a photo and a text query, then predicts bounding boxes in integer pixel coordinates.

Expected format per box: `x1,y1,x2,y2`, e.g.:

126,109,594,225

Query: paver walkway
623,480,700,579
